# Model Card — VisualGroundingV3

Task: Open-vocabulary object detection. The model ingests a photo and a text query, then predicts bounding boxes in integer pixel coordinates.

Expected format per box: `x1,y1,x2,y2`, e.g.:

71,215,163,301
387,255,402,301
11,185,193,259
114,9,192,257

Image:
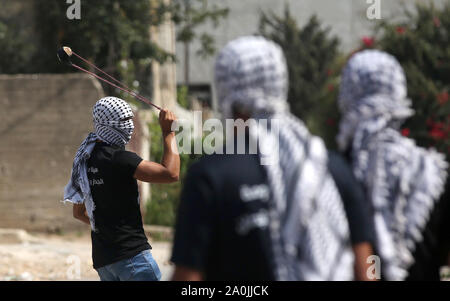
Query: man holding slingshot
61,47,179,281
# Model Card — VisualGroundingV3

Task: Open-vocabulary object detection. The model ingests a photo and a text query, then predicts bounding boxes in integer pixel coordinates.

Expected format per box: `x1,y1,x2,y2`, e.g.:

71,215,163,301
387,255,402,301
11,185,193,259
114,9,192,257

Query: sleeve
328,151,376,245
437,177,450,251
111,150,143,178
170,162,217,272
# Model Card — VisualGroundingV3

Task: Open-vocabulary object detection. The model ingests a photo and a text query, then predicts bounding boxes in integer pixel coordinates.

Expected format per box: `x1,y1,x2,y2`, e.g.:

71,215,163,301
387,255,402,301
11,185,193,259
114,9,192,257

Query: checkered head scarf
338,50,448,280
215,36,354,280
63,97,135,231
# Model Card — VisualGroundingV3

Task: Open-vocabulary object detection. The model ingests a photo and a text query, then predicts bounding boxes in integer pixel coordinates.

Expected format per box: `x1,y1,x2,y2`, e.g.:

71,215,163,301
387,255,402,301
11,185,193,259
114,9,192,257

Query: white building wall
176,0,447,85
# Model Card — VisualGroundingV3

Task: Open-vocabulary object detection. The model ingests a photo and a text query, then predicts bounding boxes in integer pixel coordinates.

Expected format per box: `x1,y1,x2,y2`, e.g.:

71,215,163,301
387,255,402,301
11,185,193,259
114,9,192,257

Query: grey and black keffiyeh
63,97,134,231
215,36,354,280
338,50,448,280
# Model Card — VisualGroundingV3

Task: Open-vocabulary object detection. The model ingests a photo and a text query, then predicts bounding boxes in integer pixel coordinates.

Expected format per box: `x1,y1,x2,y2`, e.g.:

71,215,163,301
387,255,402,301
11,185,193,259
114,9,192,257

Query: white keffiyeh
338,50,448,280
63,97,135,231
215,36,354,280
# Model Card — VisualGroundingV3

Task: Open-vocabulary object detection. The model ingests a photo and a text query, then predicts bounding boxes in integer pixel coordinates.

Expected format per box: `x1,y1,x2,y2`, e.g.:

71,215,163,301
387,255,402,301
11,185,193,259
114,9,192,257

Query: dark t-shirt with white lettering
172,152,276,280
87,142,150,269
171,150,374,280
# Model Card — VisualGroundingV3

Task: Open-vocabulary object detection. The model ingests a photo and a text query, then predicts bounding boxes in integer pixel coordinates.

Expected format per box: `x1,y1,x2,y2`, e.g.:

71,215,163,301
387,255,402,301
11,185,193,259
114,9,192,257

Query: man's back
171,152,276,280
172,149,378,280
87,142,150,269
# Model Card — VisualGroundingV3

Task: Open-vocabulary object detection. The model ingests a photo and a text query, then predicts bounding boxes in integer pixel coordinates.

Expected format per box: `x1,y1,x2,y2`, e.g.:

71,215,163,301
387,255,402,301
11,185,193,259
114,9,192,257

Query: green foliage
0,21,35,73
177,85,190,109
367,2,450,158
144,114,200,227
171,0,229,58
35,0,172,69
31,0,174,100
259,7,342,148
1,0,227,106
0,0,174,104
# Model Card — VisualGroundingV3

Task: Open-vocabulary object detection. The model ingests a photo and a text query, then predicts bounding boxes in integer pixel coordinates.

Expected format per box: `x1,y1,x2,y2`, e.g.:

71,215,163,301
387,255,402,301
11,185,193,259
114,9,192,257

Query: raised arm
134,109,180,183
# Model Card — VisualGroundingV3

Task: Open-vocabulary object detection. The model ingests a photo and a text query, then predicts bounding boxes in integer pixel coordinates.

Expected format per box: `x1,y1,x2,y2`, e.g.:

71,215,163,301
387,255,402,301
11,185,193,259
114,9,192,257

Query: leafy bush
259,7,342,149
33,0,174,100
0,21,35,74
177,85,190,109
259,2,450,157
363,2,450,158
144,115,201,226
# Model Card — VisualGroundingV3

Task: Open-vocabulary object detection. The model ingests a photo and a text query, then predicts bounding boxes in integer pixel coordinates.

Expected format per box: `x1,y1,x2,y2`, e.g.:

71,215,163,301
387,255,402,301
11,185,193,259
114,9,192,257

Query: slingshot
57,46,161,110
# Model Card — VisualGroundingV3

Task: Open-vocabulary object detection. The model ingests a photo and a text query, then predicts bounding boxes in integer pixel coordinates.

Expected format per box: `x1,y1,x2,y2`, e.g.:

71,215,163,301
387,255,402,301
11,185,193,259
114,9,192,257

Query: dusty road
2,229,449,281
0,231,174,281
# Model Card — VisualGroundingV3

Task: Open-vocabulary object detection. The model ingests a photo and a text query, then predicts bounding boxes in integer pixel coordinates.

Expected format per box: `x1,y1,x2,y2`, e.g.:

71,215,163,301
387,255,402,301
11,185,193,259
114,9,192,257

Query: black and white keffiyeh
63,97,134,231
338,50,448,280
215,36,354,280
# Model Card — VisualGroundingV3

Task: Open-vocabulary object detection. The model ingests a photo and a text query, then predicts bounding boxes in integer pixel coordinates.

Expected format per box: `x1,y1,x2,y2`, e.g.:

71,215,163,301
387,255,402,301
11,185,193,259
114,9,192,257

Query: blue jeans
96,250,161,281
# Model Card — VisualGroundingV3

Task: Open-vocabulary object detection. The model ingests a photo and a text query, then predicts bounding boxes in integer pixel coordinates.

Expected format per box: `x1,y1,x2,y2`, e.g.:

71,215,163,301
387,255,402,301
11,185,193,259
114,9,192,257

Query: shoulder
188,152,259,178
327,150,353,178
328,150,346,165
186,154,223,179
111,149,141,162
184,154,254,193
376,132,447,170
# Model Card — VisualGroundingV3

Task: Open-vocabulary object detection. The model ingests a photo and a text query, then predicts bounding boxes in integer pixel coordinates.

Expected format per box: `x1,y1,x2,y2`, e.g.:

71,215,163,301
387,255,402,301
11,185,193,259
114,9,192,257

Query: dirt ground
2,230,449,281
0,231,174,281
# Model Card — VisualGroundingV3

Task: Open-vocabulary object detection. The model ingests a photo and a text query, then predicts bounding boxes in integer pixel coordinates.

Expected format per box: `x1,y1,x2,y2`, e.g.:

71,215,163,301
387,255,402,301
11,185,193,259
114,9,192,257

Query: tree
1,0,228,107
0,21,35,74
170,0,229,85
363,2,450,158
36,0,178,102
259,7,342,148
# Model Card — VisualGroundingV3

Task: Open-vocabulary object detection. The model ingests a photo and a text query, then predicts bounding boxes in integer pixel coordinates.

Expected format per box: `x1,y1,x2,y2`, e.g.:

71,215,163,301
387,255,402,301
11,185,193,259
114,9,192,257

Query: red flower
433,122,445,130
430,128,446,140
327,69,333,76
433,17,441,27
326,118,336,127
327,84,335,92
429,123,447,140
437,91,449,105
396,26,406,34
401,128,410,137
362,36,374,48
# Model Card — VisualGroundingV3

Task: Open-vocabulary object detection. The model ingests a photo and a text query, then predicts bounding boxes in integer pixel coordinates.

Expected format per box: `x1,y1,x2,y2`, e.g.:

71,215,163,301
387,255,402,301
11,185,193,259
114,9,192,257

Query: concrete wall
0,74,104,232
0,74,156,231
176,0,448,85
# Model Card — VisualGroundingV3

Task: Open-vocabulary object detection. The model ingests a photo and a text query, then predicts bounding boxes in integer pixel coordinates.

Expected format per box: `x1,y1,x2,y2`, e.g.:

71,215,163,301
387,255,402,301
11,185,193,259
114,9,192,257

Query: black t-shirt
171,152,275,280
87,142,150,269
328,151,376,245
171,151,374,280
